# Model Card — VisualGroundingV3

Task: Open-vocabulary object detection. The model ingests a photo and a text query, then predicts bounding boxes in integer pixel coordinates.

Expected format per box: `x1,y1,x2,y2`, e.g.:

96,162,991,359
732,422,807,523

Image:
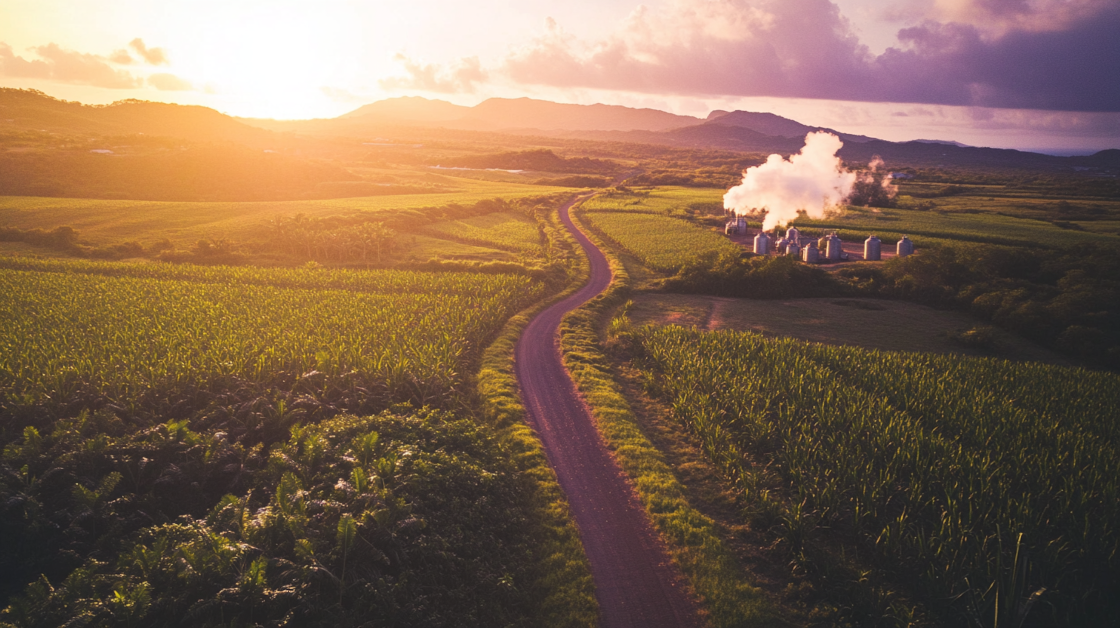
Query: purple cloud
504,0,1120,111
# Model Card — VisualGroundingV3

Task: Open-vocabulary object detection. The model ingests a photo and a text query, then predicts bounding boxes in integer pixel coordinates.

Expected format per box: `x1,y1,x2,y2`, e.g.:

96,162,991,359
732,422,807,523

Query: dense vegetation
2,408,548,627
657,252,841,298
436,149,618,175
632,325,1120,626
840,243,1120,369
0,259,551,624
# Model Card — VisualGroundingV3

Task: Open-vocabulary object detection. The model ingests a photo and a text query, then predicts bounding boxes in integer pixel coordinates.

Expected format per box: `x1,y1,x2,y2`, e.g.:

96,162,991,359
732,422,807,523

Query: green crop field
581,212,740,272
422,211,544,255
0,256,560,625
0,258,543,420
0,177,568,247
634,325,1120,625
581,186,724,214
795,205,1120,249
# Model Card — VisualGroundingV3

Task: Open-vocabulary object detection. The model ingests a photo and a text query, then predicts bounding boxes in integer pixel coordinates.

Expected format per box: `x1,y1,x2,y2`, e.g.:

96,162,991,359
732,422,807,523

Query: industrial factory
725,212,914,264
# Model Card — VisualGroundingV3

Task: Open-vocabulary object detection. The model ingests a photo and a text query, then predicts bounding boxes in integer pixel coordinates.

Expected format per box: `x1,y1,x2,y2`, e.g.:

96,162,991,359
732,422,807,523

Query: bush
657,251,843,299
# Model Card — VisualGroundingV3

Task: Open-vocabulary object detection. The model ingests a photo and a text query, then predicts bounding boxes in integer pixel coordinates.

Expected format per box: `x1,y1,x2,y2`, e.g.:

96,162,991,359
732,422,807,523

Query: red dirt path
515,199,700,628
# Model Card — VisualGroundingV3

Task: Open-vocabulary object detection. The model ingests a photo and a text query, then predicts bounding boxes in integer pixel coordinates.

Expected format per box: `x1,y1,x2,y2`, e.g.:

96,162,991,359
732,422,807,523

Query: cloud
503,0,1120,111
129,38,169,65
0,42,142,88
109,49,135,65
380,54,488,94
148,73,193,91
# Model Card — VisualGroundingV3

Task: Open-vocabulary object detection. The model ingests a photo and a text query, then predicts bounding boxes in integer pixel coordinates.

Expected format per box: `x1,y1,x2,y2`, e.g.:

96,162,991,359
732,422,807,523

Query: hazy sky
1,0,1117,153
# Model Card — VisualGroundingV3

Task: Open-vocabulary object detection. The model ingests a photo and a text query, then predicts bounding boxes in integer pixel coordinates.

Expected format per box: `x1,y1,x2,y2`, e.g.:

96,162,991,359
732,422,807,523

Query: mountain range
2,88,1118,172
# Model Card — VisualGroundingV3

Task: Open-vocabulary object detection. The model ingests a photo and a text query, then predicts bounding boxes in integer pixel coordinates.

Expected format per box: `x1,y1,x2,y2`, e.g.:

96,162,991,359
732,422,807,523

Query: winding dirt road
515,198,699,628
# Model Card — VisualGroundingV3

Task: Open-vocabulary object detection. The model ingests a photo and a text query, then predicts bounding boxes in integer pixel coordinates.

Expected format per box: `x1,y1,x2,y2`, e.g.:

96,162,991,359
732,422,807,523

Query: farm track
515,198,699,628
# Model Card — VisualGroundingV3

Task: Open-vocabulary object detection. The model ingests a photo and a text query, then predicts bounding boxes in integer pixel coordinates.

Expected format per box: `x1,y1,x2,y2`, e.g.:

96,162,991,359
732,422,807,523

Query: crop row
0,255,539,296
423,211,545,255
581,212,741,272
0,265,543,419
580,186,723,214
635,325,1120,624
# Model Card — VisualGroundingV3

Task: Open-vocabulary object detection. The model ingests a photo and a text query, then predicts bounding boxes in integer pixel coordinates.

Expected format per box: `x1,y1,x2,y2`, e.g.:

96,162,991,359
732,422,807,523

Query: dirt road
515,199,699,628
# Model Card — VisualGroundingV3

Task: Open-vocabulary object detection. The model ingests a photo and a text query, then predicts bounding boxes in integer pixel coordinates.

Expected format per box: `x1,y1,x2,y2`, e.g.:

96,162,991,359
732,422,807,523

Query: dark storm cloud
504,0,1120,111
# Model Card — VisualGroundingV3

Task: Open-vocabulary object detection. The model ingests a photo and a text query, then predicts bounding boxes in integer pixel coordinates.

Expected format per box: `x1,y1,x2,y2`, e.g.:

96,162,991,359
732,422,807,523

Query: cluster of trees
839,243,1120,368
436,148,618,175
0,226,171,261
656,252,841,299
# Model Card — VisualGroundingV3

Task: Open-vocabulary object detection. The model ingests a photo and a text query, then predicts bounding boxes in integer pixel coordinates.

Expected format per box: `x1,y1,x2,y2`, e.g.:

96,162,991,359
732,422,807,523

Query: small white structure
826,233,843,261
787,241,800,257
864,235,882,261
776,237,789,254
786,227,800,245
897,236,915,257
753,231,770,255
801,242,820,263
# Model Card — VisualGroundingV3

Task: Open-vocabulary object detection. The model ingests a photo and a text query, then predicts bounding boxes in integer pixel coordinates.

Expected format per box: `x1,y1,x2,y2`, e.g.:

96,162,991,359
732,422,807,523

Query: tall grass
635,325,1120,625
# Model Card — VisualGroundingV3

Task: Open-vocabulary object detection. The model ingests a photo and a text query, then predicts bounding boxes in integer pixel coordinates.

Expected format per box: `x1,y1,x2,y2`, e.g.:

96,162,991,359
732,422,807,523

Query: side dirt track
515,198,700,628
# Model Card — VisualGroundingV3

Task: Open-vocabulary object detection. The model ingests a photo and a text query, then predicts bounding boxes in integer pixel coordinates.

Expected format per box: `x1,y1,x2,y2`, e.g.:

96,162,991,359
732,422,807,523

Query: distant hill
339,96,469,123
244,96,700,135
0,88,273,146
702,110,875,143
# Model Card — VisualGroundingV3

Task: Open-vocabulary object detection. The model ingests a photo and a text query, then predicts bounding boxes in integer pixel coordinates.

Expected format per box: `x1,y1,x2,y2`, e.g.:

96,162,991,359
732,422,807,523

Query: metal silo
753,231,770,255
897,236,914,257
787,241,800,257
864,235,881,261
787,227,800,245
826,233,843,261
801,242,819,263
776,237,789,254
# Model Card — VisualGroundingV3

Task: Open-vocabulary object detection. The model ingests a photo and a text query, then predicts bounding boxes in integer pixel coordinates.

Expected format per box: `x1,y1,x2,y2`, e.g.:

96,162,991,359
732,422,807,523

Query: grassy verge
557,206,779,628
474,199,599,627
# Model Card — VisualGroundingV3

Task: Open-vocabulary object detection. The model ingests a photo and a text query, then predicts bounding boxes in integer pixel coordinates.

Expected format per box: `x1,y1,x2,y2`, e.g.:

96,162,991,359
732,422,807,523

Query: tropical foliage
633,325,1120,626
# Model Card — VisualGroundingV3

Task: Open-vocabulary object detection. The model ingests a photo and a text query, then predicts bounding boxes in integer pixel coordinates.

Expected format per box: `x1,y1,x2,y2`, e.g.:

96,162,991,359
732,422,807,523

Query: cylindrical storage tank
776,237,788,254
826,234,843,261
753,231,770,255
787,241,800,257
787,227,800,245
801,243,819,263
864,235,881,261
897,236,914,257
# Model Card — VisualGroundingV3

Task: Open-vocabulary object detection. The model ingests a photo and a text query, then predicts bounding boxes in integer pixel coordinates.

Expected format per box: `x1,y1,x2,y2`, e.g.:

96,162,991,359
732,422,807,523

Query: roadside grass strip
560,209,778,628
475,202,600,627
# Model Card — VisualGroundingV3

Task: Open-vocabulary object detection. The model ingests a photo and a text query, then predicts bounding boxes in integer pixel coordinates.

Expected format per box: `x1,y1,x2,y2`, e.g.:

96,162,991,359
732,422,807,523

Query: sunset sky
1,0,1117,153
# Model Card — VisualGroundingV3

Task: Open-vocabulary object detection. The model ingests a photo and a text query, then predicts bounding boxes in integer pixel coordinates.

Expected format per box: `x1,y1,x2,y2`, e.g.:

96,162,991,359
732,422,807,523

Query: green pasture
421,211,544,255
581,212,739,272
581,186,723,214
795,204,1120,248
0,177,567,247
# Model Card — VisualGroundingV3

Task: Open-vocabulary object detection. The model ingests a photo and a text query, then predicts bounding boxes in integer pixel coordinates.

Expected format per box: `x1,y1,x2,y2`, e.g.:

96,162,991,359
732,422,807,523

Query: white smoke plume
723,132,855,231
